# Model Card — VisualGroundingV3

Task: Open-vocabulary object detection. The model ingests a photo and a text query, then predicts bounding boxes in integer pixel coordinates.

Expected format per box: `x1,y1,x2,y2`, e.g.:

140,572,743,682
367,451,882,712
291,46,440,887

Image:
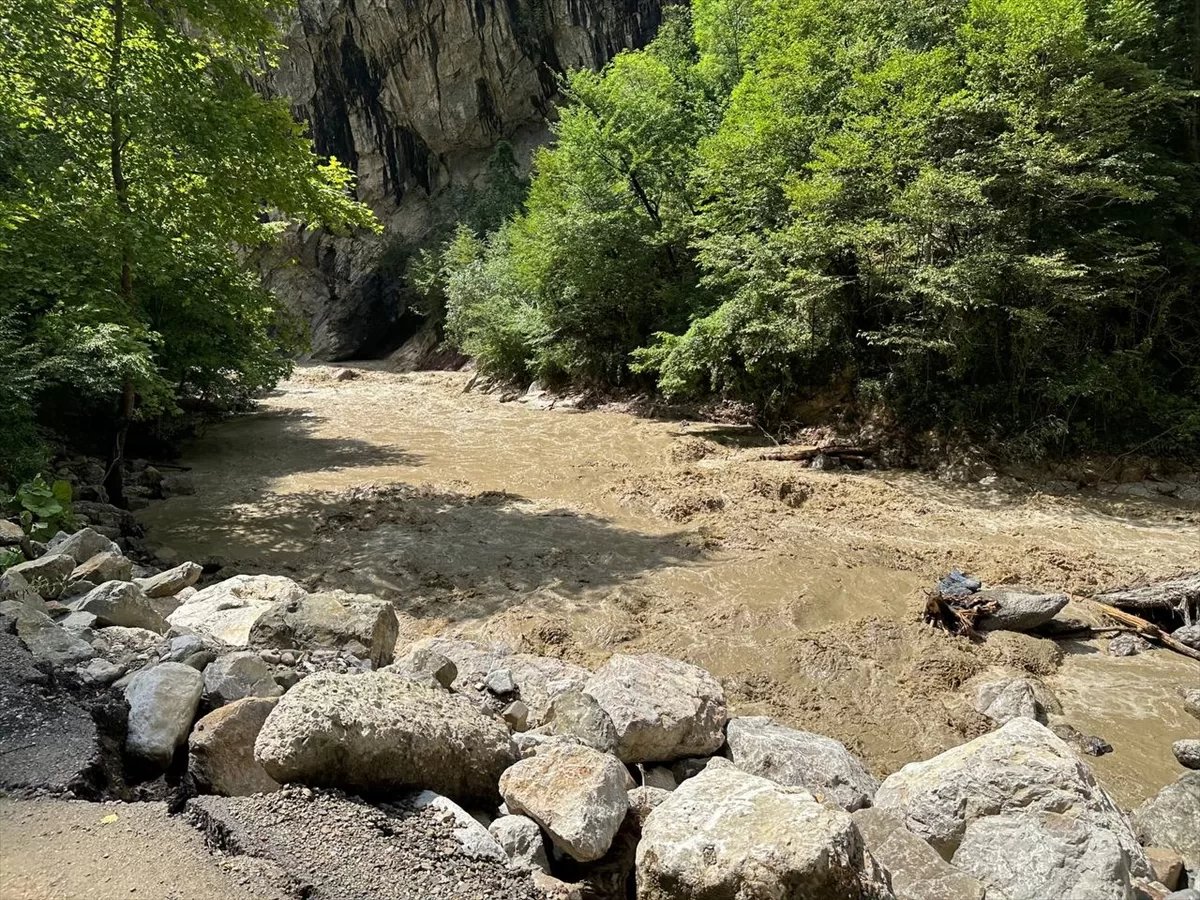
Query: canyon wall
262,0,663,359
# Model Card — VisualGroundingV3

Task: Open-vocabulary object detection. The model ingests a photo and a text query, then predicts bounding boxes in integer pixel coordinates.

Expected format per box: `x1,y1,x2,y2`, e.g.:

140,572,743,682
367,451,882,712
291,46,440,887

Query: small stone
642,766,676,791
74,581,167,633
545,691,617,753
627,786,670,826
488,814,550,872
1107,633,1150,656
1171,624,1200,651
204,651,284,705
1184,689,1200,721
502,700,529,732
1146,847,1185,891
485,668,516,696
6,554,77,599
1172,739,1200,770
973,588,1069,632
77,657,124,685
134,561,202,599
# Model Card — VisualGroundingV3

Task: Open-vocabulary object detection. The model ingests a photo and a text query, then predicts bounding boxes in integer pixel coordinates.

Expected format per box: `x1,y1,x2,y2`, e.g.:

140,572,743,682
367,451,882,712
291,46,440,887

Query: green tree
0,0,377,492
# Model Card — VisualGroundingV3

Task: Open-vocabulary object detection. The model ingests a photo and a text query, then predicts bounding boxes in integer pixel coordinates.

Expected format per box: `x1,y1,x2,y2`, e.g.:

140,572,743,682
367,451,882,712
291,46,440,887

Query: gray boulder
49,527,120,565
583,653,727,763
391,636,511,689
4,603,95,666
1174,740,1200,770
724,716,878,811
167,574,307,645
1134,773,1200,880
124,662,204,768
410,791,507,862
636,763,893,899
874,718,1146,873
953,810,1137,900
498,742,630,862
203,651,284,705
1185,689,1200,721
384,646,457,688
74,581,167,633
247,590,398,668
852,807,985,900
1107,633,1150,656
188,696,280,796
974,588,1068,632
489,814,550,873
254,670,517,803
503,655,591,727
972,677,1050,725
6,553,77,599
135,561,202,598
77,657,124,685
71,551,132,585
1172,624,1200,651
0,570,47,613
546,690,618,753
628,785,671,826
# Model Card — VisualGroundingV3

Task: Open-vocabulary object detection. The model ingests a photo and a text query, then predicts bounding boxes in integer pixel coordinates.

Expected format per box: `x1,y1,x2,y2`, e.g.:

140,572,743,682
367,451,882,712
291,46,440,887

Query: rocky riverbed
2,365,1199,899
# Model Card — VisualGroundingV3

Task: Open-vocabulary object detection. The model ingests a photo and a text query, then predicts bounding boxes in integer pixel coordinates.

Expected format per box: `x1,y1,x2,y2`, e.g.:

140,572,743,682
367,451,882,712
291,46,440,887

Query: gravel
188,788,540,900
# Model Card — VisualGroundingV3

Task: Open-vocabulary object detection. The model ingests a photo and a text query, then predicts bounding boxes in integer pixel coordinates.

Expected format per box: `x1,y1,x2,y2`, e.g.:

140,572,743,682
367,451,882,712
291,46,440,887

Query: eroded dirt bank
139,366,1200,807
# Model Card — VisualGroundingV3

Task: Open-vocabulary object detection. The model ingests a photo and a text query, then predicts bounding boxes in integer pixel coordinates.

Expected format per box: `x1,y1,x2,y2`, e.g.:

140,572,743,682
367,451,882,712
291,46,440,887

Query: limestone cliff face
262,0,663,360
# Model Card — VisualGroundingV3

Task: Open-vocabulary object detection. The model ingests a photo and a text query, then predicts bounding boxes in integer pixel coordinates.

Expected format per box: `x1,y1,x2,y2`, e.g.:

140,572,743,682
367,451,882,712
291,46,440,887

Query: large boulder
71,551,132,585
498,742,630,862
254,671,517,803
73,581,167,633
952,809,1137,900
636,762,893,899
124,662,204,768
49,527,120,565
247,590,398,668
4,602,95,666
974,588,1068,632
583,654,727,763
135,561,202,598
873,718,1146,873
6,553,77,599
546,690,618,752
1134,773,1200,883
725,716,878,812
188,696,280,796
852,807,986,900
167,575,307,645
203,651,284,705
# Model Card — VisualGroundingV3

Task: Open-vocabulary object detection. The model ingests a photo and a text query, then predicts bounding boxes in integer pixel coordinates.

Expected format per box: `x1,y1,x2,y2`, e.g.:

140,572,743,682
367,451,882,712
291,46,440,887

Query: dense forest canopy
439,0,1200,455
2,0,1198,496
0,0,376,489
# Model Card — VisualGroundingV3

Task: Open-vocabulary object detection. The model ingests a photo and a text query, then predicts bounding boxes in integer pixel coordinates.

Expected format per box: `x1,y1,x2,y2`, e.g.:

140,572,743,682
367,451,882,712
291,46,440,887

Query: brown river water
139,365,1200,808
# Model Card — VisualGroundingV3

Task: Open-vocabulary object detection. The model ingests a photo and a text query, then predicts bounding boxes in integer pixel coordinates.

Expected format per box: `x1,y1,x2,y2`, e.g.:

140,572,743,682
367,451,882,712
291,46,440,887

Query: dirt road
138,366,1200,806
0,799,285,900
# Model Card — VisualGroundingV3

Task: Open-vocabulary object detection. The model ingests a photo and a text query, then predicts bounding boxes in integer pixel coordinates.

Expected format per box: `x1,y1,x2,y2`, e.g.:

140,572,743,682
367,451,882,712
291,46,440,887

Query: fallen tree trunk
1094,573,1200,617
757,444,878,462
1092,602,1200,663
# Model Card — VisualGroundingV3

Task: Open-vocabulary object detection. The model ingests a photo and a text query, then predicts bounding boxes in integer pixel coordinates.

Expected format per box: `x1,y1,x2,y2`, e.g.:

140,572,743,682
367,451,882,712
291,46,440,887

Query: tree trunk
105,0,133,508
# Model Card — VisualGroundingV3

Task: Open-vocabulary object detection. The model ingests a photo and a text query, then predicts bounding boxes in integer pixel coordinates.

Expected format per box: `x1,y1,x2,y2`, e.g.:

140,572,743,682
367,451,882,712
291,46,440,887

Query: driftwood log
757,444,879,463
1094,573,1200,617
1091,602,1200,663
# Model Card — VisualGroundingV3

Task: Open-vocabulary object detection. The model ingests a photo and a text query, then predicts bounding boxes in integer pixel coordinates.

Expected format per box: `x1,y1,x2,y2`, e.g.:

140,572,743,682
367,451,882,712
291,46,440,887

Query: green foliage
444,0,1200,452
0,0,377,482
5,475,74,541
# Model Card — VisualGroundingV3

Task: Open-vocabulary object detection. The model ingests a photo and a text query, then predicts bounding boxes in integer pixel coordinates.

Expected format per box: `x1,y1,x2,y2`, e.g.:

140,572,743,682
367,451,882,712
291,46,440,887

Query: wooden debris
1095,573,1200,615
924,592,997,636
1091,602,1200,663
757,444,878,463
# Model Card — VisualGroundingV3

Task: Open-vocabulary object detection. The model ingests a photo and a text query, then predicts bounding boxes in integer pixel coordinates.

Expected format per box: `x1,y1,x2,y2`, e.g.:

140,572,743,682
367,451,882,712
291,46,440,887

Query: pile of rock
4,525,1199,899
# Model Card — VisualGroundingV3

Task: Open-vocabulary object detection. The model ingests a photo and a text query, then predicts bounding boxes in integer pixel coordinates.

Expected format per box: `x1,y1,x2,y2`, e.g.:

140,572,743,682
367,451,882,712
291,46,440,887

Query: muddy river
139,365,1200,808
